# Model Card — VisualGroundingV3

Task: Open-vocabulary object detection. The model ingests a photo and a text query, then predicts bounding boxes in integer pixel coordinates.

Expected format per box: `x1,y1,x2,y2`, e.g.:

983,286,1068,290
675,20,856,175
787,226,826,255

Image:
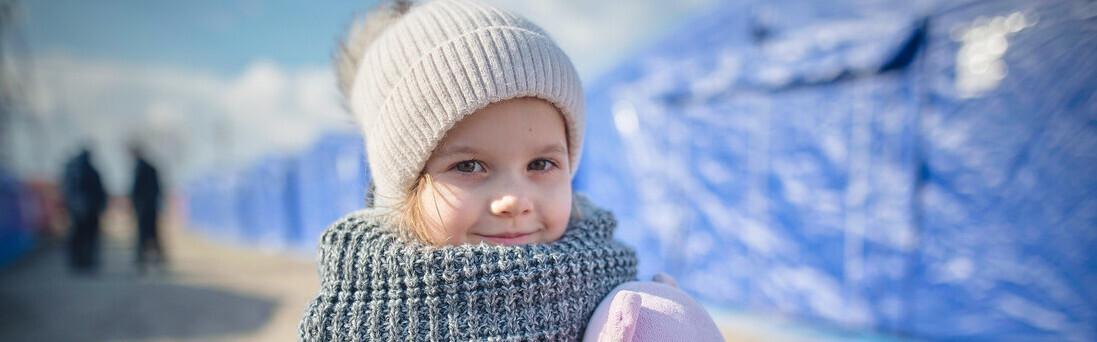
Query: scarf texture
298,196,639,341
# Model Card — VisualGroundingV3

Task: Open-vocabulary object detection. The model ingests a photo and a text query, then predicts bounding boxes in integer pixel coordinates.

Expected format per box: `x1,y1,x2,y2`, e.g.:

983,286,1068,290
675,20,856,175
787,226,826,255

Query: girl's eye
528,159,556,171
453,160,484,173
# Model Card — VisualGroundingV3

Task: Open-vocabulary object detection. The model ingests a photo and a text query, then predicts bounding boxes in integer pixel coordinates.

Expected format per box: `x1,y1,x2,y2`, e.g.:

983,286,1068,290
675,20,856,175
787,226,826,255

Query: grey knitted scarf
298,196,638,341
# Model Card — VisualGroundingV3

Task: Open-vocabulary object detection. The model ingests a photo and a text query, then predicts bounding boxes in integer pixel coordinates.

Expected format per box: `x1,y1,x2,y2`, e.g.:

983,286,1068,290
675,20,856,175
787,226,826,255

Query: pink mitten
584,273,725,342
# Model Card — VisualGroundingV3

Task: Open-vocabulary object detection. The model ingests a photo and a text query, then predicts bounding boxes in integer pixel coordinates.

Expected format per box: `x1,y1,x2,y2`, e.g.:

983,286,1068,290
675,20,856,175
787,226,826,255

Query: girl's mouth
476,232,535,245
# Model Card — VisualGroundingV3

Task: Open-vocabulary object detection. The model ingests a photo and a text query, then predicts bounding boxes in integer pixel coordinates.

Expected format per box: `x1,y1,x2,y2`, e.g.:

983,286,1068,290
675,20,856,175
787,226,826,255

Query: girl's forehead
437,98,569,153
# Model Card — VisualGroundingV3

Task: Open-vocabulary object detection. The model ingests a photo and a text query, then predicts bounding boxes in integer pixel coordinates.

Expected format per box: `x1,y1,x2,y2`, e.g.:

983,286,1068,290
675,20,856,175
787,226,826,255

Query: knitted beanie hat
346,0,585,208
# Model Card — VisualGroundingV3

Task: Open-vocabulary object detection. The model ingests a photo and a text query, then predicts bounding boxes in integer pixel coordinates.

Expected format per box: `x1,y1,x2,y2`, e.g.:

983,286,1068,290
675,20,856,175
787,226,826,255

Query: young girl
298,0,639,340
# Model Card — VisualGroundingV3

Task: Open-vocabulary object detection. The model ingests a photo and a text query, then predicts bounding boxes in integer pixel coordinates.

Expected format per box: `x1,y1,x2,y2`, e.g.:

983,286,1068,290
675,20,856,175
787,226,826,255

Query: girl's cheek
434,173,487,190
544,179,572,222
431,181,470,203
438,182,490,214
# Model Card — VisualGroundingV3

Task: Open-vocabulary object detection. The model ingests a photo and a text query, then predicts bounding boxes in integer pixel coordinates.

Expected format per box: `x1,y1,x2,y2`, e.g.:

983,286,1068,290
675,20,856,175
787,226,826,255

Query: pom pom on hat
335,0,412,98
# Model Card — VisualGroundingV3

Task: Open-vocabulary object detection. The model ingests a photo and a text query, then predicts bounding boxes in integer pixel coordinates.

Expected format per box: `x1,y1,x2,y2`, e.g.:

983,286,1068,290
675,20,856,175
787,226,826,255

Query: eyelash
528,158,558,171
448,158,559,174
451,160,485,173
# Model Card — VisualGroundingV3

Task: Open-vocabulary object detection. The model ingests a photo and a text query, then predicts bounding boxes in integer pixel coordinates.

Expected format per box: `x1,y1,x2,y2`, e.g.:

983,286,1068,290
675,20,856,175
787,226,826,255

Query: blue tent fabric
183,133,366,253
0,168,36,270
578,0,1096,340
237,157,298,249
184,132,367,253
582,0,924,330
186,170,245,242
911,0,1097,340
294,132,368,252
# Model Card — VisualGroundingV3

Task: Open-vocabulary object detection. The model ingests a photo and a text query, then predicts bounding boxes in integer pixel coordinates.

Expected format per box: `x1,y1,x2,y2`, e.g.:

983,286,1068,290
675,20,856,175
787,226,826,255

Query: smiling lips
477,231,536,245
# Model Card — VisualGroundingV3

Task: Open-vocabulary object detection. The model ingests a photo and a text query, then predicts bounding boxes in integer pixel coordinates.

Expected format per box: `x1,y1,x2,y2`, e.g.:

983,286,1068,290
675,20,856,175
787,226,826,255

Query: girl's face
418,97,572,246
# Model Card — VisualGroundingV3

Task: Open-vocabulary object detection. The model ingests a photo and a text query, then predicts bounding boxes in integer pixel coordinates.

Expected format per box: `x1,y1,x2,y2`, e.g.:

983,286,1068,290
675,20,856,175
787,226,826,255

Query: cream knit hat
346,0,585,208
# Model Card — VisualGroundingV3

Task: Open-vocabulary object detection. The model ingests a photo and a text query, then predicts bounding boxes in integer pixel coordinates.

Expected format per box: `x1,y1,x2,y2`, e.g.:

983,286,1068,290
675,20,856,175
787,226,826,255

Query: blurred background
1,0,1095,341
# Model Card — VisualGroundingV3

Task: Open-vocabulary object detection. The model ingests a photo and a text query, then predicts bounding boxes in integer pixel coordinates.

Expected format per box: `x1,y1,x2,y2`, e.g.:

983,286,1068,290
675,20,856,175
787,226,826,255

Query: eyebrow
538,143,567,155
435,143,567,157
434,145,480,157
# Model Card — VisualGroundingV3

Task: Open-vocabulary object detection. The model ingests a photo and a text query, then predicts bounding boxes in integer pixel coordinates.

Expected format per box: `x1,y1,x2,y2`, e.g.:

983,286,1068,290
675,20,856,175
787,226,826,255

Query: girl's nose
490,194,533,217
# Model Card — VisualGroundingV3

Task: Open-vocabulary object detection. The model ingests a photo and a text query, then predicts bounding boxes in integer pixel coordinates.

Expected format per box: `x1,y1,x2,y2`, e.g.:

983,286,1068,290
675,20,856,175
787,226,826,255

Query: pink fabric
584,274,725,342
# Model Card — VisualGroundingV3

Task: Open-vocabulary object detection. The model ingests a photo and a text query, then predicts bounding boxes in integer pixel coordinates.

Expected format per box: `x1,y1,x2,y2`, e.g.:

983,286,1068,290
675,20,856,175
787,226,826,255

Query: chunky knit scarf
298,196,638,341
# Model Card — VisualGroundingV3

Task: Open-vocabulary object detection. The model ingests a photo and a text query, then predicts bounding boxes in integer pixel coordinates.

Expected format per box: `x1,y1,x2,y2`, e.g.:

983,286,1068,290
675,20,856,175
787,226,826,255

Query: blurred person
61,147,108,273
130,145,165,273
298,1,720,341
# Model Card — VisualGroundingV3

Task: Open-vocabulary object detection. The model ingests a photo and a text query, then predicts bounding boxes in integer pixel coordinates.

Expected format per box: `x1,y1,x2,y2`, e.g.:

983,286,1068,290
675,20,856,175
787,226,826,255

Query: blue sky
24,1,374,75
8,0,721,193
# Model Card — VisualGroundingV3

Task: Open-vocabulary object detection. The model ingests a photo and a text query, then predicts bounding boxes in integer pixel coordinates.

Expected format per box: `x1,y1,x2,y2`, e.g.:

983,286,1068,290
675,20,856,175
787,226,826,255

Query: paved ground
0,206,319,342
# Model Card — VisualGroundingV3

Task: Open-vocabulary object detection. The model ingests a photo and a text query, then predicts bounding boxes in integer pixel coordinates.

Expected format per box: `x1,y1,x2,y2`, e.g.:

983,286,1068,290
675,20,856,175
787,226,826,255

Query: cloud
483,0,721,79
10,53,353,193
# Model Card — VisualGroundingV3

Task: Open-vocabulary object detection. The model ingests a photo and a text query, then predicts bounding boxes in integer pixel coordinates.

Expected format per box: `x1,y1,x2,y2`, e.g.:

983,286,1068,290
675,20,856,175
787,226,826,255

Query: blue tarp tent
0,168,35,270
577,0,1097,340
186,170,246,242
913,1,1097,340
294,132,368,252
185,132,368,253
236,156,299,250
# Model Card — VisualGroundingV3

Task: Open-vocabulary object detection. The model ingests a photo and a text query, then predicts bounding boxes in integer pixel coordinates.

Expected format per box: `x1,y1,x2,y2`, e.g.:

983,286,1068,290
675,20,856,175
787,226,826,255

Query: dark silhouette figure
131,148,164,272
62,148,108,272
